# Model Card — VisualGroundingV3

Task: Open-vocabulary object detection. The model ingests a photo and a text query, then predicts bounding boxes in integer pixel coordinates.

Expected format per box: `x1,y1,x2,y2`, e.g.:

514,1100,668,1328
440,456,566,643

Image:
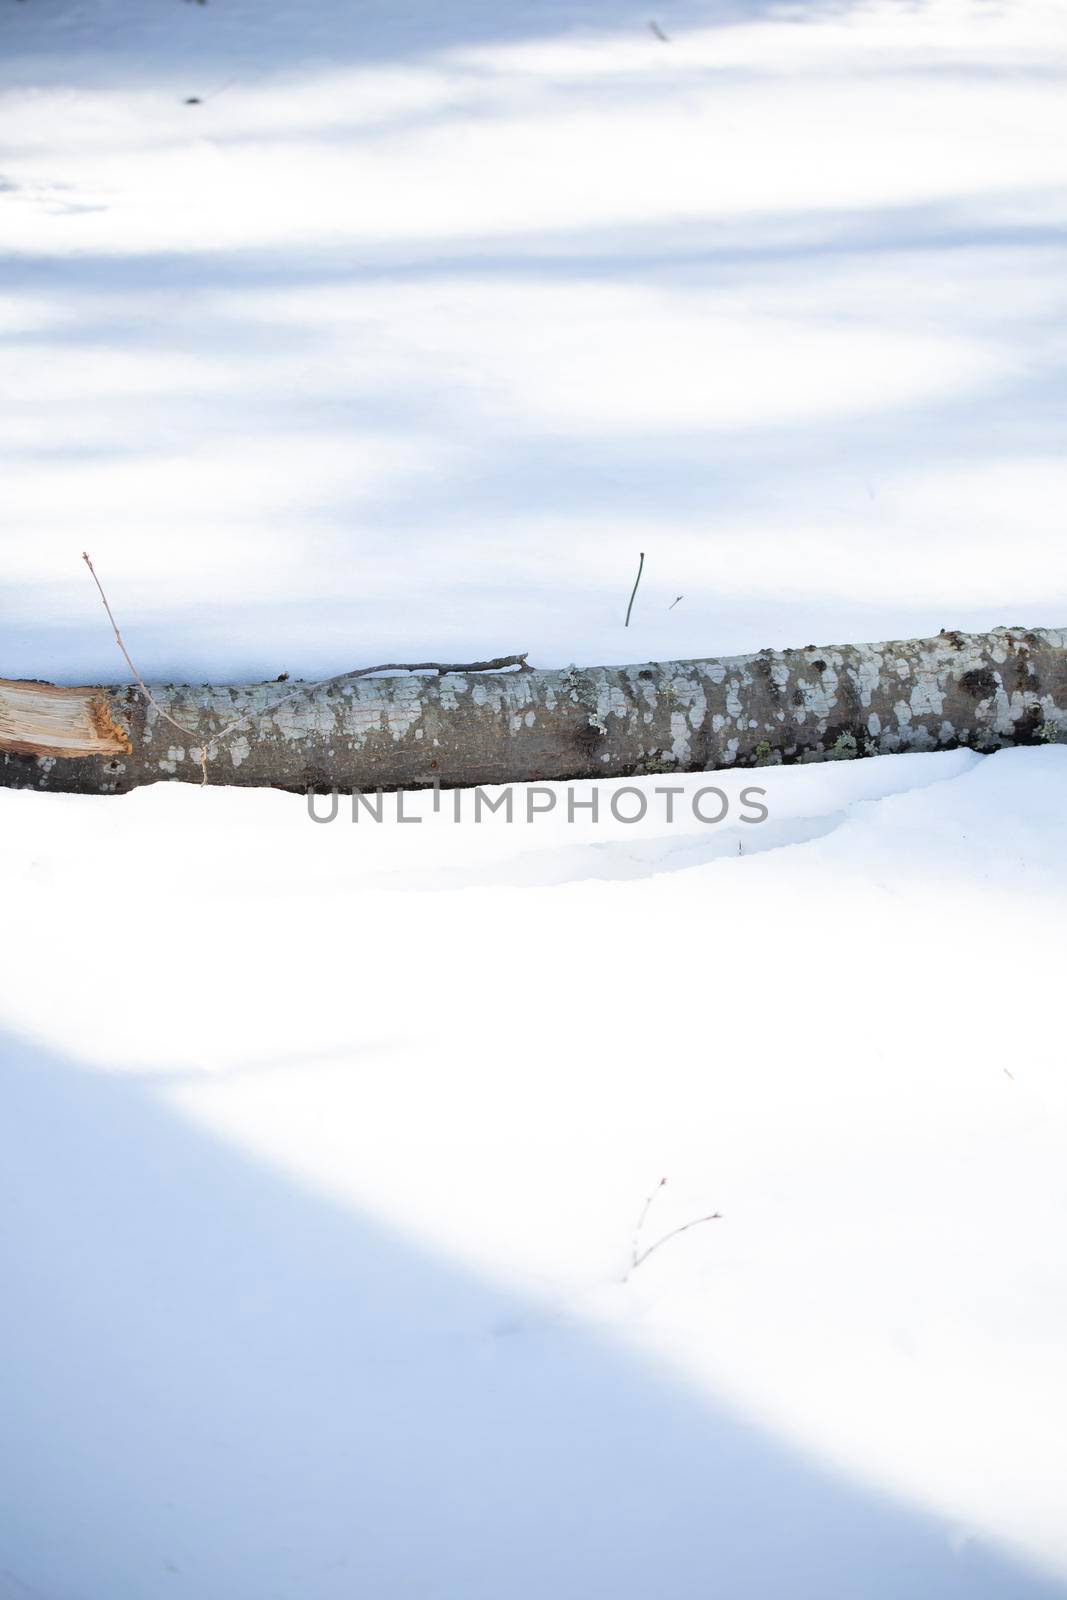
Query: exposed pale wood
2,627,1065,795
0,679,132,760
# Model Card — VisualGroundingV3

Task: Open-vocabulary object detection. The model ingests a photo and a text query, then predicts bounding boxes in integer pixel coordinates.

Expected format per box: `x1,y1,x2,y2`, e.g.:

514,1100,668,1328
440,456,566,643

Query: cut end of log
0,679,132,759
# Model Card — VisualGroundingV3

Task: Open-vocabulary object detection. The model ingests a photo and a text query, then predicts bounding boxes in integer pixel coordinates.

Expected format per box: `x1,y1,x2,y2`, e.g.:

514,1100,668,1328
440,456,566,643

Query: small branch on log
340,655,530,678
3,625,1065,794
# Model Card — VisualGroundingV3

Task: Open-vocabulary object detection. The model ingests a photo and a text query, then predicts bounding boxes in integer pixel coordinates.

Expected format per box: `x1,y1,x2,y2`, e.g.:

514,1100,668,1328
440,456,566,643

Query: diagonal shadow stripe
1,1025,1062,1600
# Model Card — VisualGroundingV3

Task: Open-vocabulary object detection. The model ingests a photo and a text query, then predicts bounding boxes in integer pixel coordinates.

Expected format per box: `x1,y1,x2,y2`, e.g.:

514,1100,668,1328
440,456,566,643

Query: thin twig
631,1213,722,1274
625,1174,722,1281
668,594,684,610
649,19,670,40
630,1177,667,1269
82,552,211,780
624,551,645,627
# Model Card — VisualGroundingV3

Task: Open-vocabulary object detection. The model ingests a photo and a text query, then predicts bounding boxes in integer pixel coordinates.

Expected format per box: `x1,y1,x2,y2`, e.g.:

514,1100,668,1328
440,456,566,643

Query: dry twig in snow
624,551,645,627
625,1176,722,1280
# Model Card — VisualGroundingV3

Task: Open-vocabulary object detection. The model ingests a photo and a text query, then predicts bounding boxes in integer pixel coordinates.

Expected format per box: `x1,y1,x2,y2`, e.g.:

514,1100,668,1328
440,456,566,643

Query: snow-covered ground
4,0,1067,678
2,1,1067,1596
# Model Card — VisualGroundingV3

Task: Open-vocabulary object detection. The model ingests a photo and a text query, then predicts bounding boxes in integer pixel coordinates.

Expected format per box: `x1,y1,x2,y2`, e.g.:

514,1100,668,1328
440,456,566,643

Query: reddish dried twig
625,1175,722,1281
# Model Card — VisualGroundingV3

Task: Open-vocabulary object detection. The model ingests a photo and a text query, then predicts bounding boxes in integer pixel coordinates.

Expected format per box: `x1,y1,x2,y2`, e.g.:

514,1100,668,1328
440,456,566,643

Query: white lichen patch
669,710,691,763
910,678,944,717
384,696,425,743
992,688,1024,738
558,667,582,706
624,670,660,715
508,674,535,710
605,683,633,723
437,676,468,713
854,651,884,707
792,678,835,723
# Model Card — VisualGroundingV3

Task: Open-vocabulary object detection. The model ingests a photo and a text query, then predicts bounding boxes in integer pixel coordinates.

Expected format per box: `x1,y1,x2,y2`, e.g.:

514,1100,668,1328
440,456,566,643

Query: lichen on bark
2,626,1065,795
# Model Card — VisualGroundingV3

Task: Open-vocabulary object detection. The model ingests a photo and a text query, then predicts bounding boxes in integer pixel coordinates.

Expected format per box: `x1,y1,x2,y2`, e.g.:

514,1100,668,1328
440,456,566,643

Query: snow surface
4,753,1067,1598
3,0,1067,678
3,0,1067,1596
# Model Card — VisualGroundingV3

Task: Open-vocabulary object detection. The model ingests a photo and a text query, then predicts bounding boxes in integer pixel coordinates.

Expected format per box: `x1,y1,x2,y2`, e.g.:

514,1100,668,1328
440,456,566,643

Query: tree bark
2,626,1065,796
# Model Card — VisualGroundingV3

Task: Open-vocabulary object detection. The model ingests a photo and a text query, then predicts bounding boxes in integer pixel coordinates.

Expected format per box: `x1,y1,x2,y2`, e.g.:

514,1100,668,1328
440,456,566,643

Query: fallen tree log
2,626,1065,796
